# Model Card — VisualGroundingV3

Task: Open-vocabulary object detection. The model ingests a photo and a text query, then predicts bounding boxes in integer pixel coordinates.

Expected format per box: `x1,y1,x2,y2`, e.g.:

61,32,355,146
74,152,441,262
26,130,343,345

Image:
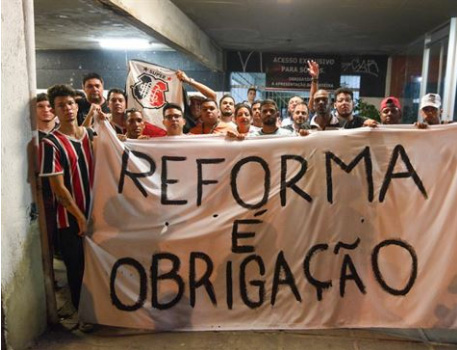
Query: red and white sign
126,60,184,128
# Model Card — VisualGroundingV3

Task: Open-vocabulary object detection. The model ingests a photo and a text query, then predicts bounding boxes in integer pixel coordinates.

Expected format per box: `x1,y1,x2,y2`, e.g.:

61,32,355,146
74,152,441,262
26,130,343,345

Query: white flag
126,60,184,128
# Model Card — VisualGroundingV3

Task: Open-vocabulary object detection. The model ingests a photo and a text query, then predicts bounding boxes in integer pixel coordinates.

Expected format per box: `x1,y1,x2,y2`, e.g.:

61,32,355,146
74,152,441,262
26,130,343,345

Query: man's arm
307,60,319,112
177,70,217,100
81,103,101,127
49,174,87,236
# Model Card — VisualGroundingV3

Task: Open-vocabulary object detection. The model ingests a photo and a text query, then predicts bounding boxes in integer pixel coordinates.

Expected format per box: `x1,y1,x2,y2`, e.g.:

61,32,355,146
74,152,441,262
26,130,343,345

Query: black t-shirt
339,115,367,129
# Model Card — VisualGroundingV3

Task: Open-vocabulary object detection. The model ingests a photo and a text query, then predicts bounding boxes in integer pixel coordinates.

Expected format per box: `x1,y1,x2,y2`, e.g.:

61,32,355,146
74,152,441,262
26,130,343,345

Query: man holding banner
40,84,97,332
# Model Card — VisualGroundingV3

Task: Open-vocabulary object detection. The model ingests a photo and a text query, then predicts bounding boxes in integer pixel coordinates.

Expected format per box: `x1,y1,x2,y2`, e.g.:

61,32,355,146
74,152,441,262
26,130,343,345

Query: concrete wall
36,50,228,92
1,0,47,349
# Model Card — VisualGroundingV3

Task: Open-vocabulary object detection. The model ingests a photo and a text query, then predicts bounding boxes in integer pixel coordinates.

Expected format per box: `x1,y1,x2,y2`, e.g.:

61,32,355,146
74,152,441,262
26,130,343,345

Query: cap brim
421,102,440,109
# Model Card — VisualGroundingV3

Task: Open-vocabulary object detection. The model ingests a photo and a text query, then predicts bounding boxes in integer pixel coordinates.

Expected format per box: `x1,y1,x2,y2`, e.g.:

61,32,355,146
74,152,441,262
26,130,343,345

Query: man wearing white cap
419,93,442,125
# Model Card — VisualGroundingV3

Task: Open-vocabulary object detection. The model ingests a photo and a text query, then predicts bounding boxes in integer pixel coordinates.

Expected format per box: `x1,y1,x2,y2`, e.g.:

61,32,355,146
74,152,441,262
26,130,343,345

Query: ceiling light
98,38,153,50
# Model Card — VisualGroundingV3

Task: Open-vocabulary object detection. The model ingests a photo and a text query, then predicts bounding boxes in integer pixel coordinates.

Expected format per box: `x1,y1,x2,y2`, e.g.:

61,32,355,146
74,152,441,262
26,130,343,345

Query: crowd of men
34,61,447,332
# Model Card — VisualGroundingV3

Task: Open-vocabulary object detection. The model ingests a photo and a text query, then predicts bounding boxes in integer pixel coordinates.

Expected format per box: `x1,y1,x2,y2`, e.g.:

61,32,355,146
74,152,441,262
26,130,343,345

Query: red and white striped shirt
39,128,94,229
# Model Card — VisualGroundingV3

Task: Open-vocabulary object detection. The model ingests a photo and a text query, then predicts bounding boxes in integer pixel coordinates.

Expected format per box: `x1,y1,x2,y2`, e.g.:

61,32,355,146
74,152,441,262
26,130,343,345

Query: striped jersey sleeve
40,136,64,177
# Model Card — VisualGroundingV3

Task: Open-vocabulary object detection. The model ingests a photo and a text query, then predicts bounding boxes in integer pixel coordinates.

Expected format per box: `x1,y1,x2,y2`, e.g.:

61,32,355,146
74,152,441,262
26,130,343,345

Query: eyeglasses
164,114,183,120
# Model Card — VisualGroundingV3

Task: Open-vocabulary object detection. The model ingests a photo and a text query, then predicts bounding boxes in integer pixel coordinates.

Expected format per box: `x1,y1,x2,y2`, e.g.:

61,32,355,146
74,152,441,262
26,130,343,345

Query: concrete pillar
1,0,47,348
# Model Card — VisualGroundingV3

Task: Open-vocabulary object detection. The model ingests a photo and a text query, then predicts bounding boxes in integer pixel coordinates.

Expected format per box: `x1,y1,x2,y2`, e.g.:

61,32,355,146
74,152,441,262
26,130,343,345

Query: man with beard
309,90,340,130
253,99,292,136
282,102,310,134
282,60,320,126
219,94,237,129
334,87,377,128
189,99,234,135
77,72,110,125
380,97,402,124
281,96,304,127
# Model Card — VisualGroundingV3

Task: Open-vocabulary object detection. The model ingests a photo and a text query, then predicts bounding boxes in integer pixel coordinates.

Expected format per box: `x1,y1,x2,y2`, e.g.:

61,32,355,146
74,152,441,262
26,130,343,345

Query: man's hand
97,110,109,122
117,134,127,141
308,60,319,79
226,130,246,140
76,216,88,237
138,135,151,140
363,119,378,128
226,130,239,139
87,103,101,118
299,129,310,137
176,70,191,84
414,122,428,129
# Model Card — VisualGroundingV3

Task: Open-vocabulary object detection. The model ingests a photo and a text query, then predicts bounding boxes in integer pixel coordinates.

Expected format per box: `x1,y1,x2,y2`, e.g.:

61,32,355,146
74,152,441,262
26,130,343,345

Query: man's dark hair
75,90,86,99
47,84,77,109
219,94,235,107
248,87,257,93
252,99,262,106
260,99,278,111
201,98,218,108
234,103,252,117
124,108,142,120
334,87,353,100
107,88,127,102
36,93,49,103
82,72,104,86
163,103,183,117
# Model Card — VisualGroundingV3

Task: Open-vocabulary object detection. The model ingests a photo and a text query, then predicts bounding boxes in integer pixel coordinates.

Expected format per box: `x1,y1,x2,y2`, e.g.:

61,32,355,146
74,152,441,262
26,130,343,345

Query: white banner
126,60,184,128
80,122,457,331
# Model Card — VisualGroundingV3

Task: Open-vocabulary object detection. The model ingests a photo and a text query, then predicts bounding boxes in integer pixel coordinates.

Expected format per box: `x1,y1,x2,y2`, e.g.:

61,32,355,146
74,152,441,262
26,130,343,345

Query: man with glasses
163,103,186,136
380,97,402,124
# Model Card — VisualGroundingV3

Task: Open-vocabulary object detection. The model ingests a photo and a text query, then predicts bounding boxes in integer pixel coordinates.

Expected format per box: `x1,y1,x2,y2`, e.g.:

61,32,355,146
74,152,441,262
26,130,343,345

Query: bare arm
177,70,217,100
81,104,101,127
49,174,87,236
307,60,319,112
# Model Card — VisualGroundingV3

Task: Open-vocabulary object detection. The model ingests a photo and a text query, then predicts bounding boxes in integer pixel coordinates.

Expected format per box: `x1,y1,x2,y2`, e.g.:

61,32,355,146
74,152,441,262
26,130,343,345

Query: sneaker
78,321,95,333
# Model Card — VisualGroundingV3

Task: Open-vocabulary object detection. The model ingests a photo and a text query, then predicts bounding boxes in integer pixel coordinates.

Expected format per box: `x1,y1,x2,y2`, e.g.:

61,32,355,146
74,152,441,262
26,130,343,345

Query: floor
27,259,457,350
